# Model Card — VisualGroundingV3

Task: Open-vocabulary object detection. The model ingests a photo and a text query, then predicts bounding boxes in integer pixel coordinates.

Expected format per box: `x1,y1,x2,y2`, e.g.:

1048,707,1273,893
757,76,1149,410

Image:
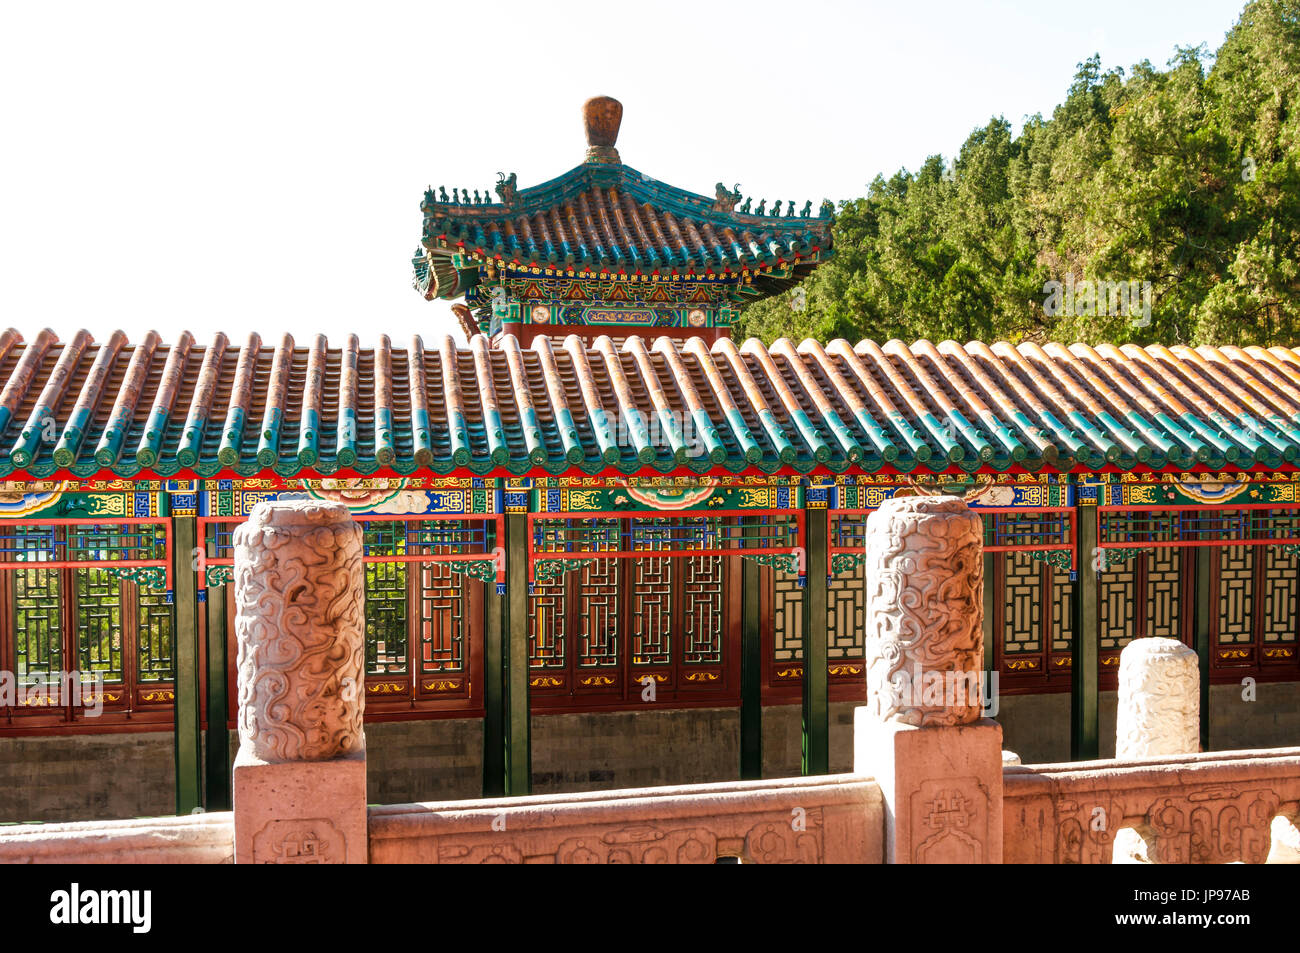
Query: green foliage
735,0,1300,347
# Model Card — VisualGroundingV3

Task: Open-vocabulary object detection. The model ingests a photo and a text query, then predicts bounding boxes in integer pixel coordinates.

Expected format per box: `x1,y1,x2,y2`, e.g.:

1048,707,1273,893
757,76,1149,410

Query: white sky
0,0,1244,350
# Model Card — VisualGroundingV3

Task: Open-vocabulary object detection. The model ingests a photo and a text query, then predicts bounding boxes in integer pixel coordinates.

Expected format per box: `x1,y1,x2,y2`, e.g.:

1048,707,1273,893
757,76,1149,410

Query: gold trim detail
421,680,460,692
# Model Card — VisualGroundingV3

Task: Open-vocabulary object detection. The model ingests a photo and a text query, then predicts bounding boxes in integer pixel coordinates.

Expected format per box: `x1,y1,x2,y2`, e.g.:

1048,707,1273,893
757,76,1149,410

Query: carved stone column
1113,636,1199,863
852,496,1003,863
1115,636,1199,759
232,501,368,864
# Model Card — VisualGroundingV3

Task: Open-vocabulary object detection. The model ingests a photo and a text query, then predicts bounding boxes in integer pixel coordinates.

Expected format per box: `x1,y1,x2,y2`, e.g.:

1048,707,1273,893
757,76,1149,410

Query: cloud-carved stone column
853,496,1003,863
1115,636,1199,759
1113,636,1200,863
232,501,368,864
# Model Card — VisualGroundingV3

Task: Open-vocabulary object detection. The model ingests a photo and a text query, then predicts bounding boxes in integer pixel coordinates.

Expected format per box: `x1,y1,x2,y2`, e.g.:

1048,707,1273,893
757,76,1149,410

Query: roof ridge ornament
495,172,518,208
583,95,623,165
713,183,742,213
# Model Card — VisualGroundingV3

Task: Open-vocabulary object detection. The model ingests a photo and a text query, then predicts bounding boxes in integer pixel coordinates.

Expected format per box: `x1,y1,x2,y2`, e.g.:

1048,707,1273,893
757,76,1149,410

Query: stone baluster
1113,636,1198,862
1115,636,1199,759
232,501,368,864
853,496,1003,863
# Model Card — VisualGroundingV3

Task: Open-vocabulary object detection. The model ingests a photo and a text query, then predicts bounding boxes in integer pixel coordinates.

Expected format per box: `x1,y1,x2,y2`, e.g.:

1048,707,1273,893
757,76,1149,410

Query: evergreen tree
735,0,1300,347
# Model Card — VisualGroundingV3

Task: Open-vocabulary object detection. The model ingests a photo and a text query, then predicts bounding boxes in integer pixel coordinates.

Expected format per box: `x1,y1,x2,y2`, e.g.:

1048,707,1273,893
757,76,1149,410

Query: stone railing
1004,747,1300,864
0,812,234,863
1,496,1296,865
369,774,880,863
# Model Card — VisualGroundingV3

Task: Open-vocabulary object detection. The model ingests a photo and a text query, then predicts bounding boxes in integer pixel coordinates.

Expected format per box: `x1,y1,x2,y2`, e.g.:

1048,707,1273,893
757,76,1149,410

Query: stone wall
225,719,484,807
761,702,858,777
0,731,174,824
530,708,739,793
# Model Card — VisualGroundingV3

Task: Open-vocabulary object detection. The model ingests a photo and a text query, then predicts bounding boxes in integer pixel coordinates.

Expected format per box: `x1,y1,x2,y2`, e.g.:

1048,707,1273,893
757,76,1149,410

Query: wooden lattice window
1098,548,1188,673
1144,546,1183,639
580,561,621,669
1217,545,1255,647
74,569,123,683
13,565,62,688
1,548,174,728
766,564,865,696
682,556,724,665
528,545,735,707
365,561,408,675
136,589,173,682
827,566,864,661
528,577,566,671
1211,516,1300,671
995,552,1073,686
631,557,672,667
772,570,802,664
358,521,480,710
417,562,464,675
1261,547,1299,654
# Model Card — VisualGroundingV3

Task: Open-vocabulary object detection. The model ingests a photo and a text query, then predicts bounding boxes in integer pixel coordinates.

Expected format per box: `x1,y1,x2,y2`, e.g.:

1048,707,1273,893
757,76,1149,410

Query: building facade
1,100,1298,822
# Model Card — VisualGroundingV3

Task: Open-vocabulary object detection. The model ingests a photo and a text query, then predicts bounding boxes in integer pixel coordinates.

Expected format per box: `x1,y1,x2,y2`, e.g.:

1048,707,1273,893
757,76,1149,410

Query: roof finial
583,96,623,165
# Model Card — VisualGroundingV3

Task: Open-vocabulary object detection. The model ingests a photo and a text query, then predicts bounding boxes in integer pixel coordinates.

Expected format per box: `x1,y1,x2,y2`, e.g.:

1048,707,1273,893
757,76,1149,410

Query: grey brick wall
0,731,174,824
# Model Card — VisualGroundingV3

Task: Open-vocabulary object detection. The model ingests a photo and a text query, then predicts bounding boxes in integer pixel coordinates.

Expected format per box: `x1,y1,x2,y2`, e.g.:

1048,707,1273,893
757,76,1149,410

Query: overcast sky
0,0,1245,349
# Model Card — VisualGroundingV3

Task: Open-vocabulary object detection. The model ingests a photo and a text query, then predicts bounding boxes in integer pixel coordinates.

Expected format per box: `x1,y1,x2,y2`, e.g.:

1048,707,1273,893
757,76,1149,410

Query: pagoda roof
415,97,833,300
0,327,1298,480
418,164,833,280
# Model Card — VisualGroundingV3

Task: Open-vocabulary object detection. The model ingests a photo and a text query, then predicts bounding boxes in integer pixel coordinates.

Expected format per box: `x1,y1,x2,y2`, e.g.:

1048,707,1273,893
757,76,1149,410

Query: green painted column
483,528,506,797
503,512,531,795
171,512,203,814
203,583,230,811
740,518,762,780
1194,544,1213,751
1070,502,1099,761
982,552,996,678
801,510,829,776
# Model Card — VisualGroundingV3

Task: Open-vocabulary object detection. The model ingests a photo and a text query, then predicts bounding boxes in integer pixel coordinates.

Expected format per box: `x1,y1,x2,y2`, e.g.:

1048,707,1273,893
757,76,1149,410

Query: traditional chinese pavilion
1,98,1298,823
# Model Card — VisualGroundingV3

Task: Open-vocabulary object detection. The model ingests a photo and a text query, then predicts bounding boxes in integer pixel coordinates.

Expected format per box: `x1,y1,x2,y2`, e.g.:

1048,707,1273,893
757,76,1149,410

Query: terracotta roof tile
0,328,1297,479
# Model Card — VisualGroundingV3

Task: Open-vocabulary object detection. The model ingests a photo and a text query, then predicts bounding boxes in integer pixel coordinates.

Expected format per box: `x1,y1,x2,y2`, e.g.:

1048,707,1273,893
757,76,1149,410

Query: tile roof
414,98,832,305
417,167,833,282
1,328,1299,480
